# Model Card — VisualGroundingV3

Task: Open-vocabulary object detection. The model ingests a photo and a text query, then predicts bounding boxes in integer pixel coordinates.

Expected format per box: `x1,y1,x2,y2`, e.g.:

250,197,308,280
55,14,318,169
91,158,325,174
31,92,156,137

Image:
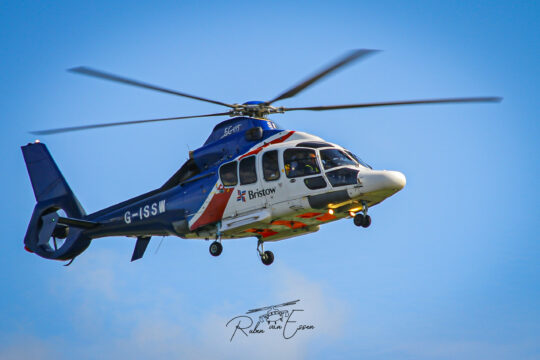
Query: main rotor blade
267,49,379,105
30,112,231,135
69,67,235,108
282,97,502,112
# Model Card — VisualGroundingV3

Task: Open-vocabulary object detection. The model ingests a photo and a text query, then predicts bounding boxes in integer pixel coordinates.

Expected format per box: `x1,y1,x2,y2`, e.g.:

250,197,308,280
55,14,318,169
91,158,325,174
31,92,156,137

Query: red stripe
190,188,234,231
239,131,295,160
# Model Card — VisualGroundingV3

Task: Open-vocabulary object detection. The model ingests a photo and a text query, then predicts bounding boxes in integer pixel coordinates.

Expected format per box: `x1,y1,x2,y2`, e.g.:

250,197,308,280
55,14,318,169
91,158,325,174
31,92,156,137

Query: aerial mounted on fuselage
23,50,501,265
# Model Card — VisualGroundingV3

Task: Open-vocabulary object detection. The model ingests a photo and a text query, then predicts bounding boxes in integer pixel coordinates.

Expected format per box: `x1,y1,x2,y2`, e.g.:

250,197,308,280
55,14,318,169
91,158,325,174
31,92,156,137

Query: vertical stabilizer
21,142,90,261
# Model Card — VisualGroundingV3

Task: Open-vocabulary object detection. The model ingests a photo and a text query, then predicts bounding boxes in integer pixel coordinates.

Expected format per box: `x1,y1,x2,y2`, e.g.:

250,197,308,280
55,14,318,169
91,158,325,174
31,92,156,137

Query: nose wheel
257,239,274,266
354,214,371,228
353,201,371,228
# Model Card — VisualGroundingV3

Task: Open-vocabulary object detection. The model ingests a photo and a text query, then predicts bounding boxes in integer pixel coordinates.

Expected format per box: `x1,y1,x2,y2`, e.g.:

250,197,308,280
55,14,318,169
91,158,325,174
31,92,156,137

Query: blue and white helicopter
22,50,500,265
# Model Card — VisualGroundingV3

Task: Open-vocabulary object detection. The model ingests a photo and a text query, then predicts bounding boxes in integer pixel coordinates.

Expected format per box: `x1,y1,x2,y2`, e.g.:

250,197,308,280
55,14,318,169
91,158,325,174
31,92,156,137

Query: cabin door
235,155,267,214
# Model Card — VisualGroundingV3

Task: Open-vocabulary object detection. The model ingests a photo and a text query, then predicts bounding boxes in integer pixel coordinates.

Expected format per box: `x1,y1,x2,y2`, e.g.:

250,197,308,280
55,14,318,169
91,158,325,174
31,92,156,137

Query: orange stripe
272,220,307,229
316,213,337,222
296,212,322,219
245,228,279,238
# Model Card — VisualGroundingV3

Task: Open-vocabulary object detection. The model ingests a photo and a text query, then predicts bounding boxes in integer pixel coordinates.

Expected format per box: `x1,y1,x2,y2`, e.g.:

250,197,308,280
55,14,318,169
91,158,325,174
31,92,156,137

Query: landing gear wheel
362,215,371,228
209,241,223,257
354,214,371,228
261,250,274,266
354,214,365,227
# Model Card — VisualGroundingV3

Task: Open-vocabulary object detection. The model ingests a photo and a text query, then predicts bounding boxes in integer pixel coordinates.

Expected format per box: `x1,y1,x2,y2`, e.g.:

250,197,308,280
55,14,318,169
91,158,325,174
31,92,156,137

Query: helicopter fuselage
22,117,405,263
84,117,406,242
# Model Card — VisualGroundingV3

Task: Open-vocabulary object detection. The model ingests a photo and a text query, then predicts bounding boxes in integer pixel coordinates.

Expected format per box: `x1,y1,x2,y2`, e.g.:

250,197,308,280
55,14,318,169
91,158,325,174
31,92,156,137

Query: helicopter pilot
285,151,319,178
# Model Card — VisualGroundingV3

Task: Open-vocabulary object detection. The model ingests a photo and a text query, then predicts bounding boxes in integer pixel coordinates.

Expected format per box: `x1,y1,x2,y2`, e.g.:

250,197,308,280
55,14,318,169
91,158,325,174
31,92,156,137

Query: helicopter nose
382,171,406,191
361,170,406,192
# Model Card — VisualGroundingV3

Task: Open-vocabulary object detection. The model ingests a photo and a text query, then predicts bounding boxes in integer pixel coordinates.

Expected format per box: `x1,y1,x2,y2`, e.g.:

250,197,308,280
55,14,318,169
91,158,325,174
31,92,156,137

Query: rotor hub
230,102,284,118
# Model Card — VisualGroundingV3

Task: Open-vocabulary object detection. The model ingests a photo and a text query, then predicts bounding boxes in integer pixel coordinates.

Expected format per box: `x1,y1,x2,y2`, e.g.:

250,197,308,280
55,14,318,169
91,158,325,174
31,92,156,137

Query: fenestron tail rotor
31,50,502,135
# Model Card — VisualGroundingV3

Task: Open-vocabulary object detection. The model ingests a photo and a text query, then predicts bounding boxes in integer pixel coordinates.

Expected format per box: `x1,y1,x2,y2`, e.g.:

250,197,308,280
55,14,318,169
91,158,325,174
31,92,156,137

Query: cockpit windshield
320,149,357,170
344,150,372,169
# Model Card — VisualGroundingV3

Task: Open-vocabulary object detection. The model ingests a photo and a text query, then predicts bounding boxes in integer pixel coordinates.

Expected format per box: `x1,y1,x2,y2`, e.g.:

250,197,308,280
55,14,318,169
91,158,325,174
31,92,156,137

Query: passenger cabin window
219,161,238,186
284,148,321,178
239,156,257,185
320,149,357,170
326,168,359,187
262,150,280,181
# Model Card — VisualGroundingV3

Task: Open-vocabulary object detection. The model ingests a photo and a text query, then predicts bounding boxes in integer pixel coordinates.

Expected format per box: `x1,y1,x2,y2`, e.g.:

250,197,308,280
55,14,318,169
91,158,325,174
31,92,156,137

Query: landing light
328,209,334,215
349,211,355,217
35,139,40,143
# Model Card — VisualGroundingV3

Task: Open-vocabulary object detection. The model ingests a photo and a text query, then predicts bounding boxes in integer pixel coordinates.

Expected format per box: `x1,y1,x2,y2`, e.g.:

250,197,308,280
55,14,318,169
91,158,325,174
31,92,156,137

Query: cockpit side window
320,149,357,170
262,150,280,181
239,156,257,185
284,148,321,178
219,161,238,186
345,150,372,169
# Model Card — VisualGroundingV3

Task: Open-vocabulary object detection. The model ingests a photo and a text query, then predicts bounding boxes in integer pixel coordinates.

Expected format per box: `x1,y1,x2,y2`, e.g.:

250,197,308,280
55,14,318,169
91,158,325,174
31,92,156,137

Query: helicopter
246,300,300,327
22,49,501,266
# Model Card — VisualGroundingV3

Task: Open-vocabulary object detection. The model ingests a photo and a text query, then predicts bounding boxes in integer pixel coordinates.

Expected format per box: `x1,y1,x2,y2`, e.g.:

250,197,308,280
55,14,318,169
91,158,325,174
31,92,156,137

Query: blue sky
1,1,538,359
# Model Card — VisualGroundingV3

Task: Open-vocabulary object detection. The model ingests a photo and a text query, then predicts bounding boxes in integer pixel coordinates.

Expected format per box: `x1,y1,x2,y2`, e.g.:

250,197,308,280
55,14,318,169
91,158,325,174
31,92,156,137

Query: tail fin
22,141,84,207
21,142,91,261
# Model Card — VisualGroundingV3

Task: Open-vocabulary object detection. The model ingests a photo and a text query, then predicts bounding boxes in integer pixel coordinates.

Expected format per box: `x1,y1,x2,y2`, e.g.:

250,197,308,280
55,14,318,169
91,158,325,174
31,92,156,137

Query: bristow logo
237,190,246,202
225,299,315,342
248,187,276,200
221,124,242,138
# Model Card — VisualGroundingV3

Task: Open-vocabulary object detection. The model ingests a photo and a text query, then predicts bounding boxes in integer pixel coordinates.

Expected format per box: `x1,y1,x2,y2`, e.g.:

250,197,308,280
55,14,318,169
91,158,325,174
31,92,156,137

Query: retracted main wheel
209,241,223,257
261,250,274,266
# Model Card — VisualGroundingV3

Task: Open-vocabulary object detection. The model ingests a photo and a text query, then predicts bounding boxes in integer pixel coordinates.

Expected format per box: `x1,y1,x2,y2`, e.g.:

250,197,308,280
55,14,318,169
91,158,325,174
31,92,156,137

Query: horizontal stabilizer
58,217,98,229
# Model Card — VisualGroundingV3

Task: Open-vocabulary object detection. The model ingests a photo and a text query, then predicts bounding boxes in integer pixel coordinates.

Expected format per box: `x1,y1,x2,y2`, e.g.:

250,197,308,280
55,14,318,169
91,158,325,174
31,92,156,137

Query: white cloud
6,249,348,360
3,249,535,360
